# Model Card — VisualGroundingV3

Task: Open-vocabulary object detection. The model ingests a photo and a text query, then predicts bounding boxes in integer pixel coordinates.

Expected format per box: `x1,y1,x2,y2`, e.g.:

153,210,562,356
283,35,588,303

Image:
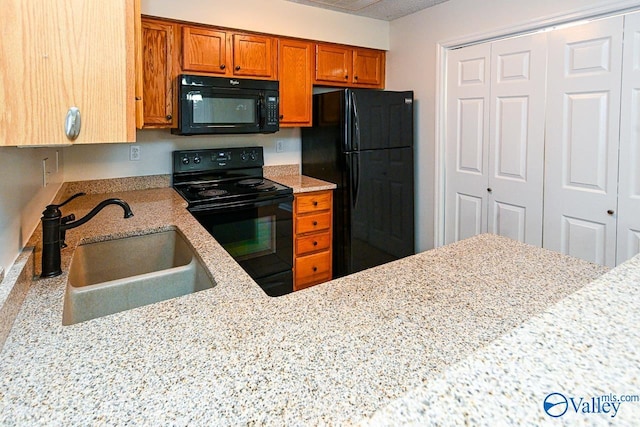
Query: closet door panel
488,33,547,246
445,44,491,244
544,16,623,267
617,11,640,265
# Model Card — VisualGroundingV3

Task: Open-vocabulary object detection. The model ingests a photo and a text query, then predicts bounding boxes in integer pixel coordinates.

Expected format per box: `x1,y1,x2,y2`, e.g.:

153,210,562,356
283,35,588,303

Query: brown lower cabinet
293,190,333,291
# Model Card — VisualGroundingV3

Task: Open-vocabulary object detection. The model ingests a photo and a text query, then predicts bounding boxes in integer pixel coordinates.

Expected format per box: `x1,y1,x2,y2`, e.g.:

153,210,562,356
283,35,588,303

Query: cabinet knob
312,266,317,272
345,75,348,79
166,114,172,121
487,188,492,193
313,221,318,226
279,115,284,120
235,65,241,71
354,76,358,80
220,64,226,70
313,201,318,206
313,241,318,246
607,210,615,215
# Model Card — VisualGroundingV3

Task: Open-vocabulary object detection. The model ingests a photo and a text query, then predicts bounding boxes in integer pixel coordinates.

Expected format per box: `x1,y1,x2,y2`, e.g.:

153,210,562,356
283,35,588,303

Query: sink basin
62,229,215,325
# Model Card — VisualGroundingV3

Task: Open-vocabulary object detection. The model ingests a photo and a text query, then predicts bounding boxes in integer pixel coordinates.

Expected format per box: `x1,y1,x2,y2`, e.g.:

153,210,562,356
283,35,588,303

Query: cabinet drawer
296,191,332,214
295,251,331,288
295,231,331,256
296,212,331,234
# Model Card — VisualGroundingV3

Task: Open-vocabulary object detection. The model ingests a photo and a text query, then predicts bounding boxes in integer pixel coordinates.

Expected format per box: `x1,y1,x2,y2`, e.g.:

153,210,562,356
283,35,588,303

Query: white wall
63,128,301,181
142,0,389,49
386,0,638,253
0,147,63,273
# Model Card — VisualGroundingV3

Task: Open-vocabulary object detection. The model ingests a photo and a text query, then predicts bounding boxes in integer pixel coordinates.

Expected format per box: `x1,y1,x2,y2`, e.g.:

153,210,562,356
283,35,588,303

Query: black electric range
173,147,294,297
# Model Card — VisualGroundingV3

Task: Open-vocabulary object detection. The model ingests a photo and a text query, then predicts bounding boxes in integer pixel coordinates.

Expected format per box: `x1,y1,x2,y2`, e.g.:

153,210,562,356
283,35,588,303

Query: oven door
189,195,294,297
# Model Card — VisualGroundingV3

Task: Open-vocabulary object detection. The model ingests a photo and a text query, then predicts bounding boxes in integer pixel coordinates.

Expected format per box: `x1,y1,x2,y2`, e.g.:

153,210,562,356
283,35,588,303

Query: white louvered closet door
543,15,624,267
617,11,640,265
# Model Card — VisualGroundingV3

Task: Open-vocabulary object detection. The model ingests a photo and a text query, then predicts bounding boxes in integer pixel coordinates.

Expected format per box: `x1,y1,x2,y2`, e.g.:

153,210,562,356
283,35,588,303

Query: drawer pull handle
312,266,317,272
313,241,318,246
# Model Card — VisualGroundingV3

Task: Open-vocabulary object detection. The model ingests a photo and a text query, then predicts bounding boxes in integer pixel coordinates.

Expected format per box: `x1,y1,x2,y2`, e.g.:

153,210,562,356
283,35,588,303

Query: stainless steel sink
62,229,215,325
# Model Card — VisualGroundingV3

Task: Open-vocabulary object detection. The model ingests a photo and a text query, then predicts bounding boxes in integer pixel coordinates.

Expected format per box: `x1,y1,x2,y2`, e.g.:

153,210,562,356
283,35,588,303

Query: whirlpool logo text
543,392,640,418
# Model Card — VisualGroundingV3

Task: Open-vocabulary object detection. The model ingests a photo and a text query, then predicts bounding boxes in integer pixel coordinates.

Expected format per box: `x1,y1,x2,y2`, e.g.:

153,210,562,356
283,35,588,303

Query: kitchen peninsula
2,179,636,425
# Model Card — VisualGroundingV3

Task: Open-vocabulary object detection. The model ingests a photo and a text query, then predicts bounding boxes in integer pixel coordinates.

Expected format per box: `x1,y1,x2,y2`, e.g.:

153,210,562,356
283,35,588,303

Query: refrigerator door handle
351,91,360,152
351,152,360,208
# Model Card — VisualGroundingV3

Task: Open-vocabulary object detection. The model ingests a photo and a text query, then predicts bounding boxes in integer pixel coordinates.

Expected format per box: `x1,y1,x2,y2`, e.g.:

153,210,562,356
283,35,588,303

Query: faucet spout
40,195,134,278
62,199,134,231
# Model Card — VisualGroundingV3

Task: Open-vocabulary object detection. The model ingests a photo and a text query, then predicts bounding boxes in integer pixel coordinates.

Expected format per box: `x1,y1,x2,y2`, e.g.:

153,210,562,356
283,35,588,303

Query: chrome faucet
40,193,134,278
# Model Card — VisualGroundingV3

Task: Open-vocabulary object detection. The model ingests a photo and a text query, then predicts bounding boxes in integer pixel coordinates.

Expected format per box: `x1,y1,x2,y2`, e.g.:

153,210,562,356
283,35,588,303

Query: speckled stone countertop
0,186,615,425
273,174,336,193
366,253,640,426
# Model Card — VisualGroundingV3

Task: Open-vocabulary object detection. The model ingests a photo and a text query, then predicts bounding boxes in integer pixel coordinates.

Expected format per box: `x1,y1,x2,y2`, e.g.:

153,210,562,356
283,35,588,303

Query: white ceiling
284,0,450,21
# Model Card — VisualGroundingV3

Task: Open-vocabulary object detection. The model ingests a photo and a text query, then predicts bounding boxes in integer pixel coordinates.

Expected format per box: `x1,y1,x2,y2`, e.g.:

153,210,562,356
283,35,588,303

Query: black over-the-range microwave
172,75,279,135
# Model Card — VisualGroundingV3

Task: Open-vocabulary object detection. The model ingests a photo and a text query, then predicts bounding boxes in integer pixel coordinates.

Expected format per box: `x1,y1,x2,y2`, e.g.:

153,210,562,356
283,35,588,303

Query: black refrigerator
301,89,414,278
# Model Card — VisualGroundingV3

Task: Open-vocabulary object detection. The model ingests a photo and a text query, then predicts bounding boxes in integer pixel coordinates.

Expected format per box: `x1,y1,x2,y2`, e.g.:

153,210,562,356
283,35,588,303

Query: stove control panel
173,147,265,173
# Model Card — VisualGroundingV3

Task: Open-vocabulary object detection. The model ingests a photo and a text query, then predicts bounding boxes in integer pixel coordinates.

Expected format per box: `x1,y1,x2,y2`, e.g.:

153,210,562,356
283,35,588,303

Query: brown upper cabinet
142,18,178,128
182,26,277,80
182,27,229,74
315,44,385,88
139,16,386,129
278,39,314,127
1,0,138,146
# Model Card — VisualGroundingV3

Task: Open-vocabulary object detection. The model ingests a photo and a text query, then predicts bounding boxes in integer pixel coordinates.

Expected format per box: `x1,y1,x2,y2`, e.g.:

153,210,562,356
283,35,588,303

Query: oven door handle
187,194,294,213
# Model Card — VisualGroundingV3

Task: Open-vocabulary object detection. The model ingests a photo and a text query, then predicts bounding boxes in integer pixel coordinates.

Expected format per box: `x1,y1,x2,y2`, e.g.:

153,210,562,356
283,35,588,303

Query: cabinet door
278,39,313,127
142,18,177,127
232,33,276,79
1,0,136,146
315,44,352,84
444,43,491,244
544,16,623,267
617,11,640,265
182,26,230,74
353,48,385,87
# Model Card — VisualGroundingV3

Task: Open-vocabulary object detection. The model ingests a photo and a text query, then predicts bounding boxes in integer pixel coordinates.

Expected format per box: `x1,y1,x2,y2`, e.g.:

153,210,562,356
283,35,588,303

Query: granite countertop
366,253,640,425
1,182,630,426
272,174,336,193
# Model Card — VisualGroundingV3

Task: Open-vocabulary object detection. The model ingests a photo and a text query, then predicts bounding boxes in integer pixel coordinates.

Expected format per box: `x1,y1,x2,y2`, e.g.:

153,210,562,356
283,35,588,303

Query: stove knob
193,155,201,164
249,151,257,161
241,152,248,162
181,156,190,165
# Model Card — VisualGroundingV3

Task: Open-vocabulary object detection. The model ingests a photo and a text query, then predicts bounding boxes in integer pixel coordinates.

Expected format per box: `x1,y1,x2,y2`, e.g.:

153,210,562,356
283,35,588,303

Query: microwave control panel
265,94,279,126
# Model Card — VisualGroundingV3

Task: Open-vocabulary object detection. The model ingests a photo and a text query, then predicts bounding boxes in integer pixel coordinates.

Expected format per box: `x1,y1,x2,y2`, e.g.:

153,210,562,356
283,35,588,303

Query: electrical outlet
276,140,284,153
130,145,141,161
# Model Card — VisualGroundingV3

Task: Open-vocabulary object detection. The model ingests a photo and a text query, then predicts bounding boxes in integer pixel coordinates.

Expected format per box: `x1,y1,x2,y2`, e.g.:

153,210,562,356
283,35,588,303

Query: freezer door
348,146,414,274
349,90,414,151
